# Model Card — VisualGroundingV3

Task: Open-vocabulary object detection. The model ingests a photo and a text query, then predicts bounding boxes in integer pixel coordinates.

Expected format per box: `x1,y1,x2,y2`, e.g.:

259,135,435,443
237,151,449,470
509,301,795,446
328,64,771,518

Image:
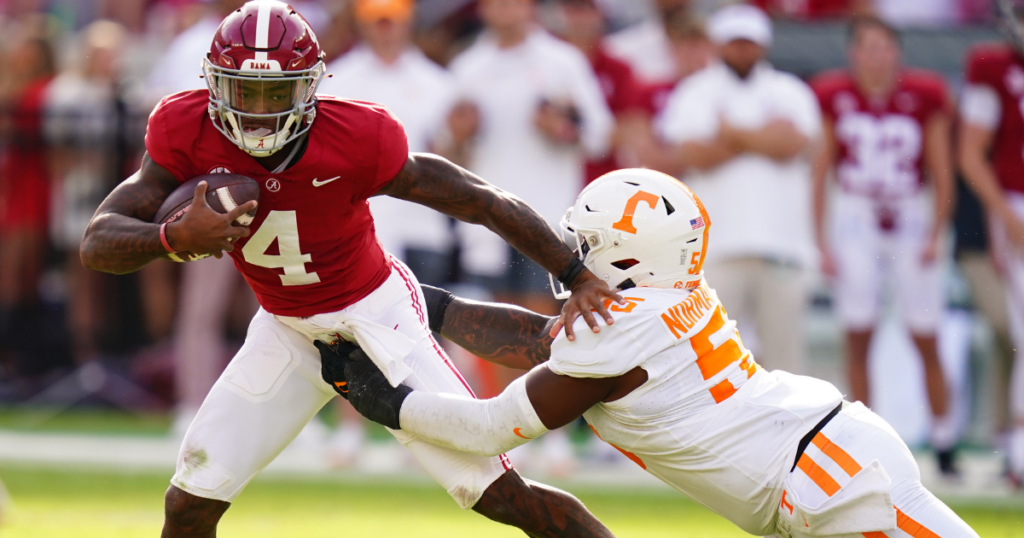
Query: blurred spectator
873,0,961,28
810,17,956,472
448,0,613,313
656,4,820,374
617,11,712,172
321,0,458,286
45,20,131,364
603,0,688,85
547,0,638,184
953,176,1015,453
317,0,358,61
447,0,613,474
142,0,246,103
752,0,872,20
0,30,55,376
318,0,460,466
141,0,254,433
958,5,1024,485
94,0,149,33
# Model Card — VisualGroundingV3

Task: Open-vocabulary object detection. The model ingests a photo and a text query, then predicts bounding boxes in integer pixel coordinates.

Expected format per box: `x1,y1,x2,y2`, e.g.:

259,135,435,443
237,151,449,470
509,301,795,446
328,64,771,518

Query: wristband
159,222,176,253
421,285,455,334
557,257,586,288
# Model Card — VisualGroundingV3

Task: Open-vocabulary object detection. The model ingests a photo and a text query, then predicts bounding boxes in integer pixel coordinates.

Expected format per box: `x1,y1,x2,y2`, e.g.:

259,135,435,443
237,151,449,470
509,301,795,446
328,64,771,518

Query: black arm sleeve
421,284,456,334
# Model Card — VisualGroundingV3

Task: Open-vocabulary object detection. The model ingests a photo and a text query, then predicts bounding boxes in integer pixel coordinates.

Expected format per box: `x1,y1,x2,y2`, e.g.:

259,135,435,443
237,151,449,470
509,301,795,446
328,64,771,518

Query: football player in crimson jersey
810,16,955,472
79,2,620,537
959,3,1024,486
324,169,980,538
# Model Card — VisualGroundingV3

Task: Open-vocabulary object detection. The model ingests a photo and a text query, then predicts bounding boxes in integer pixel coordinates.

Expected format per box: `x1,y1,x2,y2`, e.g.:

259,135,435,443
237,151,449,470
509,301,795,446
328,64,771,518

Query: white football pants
170,258,511,508
770,403,978,538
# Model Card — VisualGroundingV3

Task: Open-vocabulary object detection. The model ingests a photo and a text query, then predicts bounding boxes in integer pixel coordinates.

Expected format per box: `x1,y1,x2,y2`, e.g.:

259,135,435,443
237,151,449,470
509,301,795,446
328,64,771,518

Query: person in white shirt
450,0,613,315
320,0,457,287
656,4,820,375
143,0,253,436
317,0,460,467
602,0,688,85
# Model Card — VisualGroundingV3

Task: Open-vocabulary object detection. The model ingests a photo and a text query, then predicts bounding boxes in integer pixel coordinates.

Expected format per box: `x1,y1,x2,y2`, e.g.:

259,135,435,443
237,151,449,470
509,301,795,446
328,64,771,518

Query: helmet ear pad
560,169,710,293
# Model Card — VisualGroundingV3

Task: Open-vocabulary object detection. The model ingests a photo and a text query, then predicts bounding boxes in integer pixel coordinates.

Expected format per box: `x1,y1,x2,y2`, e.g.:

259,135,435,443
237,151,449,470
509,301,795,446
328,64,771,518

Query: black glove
316,339,412,430
316,340,353,399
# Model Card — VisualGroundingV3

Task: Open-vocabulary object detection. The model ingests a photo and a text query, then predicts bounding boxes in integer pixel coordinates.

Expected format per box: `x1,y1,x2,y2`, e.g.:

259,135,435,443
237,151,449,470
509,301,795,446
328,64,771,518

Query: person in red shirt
752,0,870,20
0,34,54,370
810,16,955,473
959,4,1024,487
80,2,619,536
616,13,712,175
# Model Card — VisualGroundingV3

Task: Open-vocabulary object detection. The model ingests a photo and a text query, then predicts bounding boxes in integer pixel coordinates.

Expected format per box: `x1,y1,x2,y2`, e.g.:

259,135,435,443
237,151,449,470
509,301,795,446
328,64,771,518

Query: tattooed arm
438,295,556,370
378,153,623,339
80,153,255,275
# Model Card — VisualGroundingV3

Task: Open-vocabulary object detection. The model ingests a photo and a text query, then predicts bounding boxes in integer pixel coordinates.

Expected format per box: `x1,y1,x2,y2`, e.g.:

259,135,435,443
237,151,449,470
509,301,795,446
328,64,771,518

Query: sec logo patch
208,166,232,174
266,178,281,192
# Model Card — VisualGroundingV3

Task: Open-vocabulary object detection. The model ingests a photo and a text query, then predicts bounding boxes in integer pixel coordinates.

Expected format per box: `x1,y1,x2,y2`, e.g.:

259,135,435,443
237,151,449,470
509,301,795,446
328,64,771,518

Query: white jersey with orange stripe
549,281,842,535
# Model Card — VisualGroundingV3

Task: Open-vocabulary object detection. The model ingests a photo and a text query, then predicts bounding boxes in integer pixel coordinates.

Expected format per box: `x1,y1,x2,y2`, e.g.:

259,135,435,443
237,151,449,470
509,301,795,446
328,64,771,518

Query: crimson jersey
145,90,409,317
811,69,950,198
965,43,1024,194
585,47,637,185
630,80,676,118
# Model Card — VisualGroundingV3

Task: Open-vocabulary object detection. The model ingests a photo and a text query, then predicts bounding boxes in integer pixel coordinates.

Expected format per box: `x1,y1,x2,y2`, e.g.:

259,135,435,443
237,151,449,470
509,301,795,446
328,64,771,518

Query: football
153,173,260,263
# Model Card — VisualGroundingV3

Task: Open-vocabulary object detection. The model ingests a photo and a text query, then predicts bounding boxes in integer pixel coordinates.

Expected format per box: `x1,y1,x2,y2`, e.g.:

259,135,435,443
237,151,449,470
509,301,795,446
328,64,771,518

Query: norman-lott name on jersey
661,284,716,340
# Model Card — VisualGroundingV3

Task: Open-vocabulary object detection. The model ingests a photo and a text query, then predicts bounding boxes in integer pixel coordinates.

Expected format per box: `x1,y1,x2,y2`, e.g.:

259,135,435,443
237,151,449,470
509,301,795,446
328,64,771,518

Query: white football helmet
551,169,711,298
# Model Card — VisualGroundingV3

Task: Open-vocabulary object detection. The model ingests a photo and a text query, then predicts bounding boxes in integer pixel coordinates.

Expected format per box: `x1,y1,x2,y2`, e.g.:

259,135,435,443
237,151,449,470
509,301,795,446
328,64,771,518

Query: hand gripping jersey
964,43,1024,194
811,69,950,199
549,283,842,536
145,90,409,316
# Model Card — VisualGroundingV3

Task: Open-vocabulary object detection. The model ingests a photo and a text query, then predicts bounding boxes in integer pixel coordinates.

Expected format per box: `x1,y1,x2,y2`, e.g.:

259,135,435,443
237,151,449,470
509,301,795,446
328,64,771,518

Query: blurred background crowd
1,0,1023,489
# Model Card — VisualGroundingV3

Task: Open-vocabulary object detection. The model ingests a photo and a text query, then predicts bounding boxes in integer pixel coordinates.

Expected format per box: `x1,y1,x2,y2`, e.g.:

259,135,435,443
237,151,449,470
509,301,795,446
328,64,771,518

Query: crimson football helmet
203,0,326,156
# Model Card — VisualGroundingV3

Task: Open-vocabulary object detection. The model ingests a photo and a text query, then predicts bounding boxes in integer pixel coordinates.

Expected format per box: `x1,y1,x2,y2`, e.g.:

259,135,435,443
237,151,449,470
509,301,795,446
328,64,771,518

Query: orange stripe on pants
811,432,862,477
862,532,888,538
896,508,942,538
796,454,841,497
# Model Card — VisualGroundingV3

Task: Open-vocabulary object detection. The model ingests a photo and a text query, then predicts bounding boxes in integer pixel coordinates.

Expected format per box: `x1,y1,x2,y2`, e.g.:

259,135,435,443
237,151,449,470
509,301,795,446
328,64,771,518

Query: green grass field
0,465,1021,538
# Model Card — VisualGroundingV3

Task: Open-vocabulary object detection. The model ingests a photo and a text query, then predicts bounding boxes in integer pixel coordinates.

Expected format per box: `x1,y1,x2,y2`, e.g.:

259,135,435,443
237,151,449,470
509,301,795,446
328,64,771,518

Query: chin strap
271,133,306,173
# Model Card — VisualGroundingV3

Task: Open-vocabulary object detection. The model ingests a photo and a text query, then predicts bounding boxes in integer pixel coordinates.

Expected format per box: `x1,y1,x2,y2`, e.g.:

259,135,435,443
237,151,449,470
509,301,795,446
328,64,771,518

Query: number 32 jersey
145,90,409,317
549,283,842,535
811,69,949,198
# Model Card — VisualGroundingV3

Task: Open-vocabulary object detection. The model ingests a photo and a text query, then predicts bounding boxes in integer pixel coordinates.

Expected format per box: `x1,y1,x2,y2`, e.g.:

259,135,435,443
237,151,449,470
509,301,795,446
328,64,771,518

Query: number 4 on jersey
241,210,321,286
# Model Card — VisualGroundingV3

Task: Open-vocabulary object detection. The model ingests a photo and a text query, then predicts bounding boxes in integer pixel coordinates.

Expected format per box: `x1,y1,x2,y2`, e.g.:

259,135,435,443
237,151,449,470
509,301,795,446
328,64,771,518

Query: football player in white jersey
322,169,979,538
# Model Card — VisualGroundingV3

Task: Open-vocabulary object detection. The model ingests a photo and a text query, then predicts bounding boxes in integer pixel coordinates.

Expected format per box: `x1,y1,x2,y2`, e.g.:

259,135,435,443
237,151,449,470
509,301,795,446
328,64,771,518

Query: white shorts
771,402,978,538
830,190,942,333
170,259,511,508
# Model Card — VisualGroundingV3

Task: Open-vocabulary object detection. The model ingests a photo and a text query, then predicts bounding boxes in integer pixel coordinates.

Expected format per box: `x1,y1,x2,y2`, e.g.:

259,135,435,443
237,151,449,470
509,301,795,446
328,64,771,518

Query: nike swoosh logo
312,176,341,187
513,428,533,440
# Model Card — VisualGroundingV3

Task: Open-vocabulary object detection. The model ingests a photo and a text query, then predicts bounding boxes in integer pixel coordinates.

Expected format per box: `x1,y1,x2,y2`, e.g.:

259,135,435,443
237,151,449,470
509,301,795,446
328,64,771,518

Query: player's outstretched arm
319,340,627,458
378,153,623,340
81,153,255,275
423,285,554,370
